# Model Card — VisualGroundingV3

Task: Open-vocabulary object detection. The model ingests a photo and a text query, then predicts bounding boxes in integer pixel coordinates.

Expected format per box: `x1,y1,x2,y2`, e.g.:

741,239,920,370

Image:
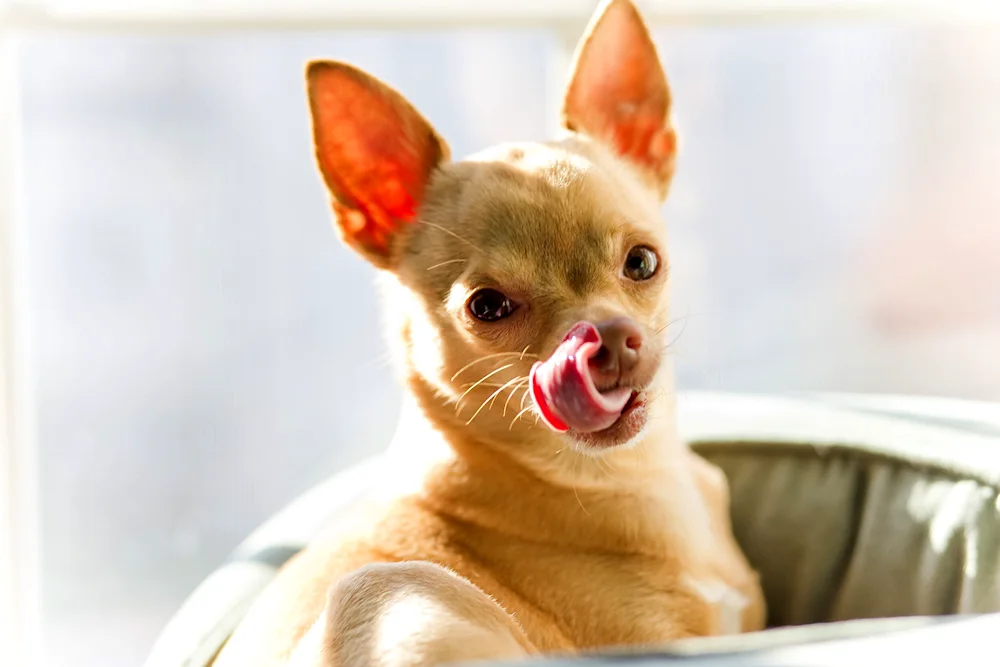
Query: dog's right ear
306,61,450,269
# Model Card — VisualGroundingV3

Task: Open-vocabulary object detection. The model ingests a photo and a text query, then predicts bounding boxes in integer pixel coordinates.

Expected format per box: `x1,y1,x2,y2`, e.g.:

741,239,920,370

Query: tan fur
213,2,764,666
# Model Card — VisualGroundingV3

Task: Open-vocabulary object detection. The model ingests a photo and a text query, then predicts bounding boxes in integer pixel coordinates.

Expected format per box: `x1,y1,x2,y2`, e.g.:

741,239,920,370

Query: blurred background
2,1,999,665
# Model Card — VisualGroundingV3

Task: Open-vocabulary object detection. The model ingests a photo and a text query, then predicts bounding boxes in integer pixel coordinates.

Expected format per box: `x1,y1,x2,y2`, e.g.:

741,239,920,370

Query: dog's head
306,0,678,457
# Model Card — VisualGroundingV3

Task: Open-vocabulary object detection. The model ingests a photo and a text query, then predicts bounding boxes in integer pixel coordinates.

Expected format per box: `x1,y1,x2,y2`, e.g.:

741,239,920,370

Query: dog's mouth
529,322,649,446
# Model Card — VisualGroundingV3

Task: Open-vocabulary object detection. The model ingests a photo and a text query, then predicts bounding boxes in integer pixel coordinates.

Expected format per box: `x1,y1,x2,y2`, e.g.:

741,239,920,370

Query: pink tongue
529,322,632,433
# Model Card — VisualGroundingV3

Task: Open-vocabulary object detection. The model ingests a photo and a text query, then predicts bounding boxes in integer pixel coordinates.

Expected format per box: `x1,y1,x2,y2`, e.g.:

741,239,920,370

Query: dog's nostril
625,335,643,351
591,345,612,369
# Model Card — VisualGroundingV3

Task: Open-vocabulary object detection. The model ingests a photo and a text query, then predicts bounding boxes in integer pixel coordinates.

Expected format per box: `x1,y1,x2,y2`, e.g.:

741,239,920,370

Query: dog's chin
566,389,649,453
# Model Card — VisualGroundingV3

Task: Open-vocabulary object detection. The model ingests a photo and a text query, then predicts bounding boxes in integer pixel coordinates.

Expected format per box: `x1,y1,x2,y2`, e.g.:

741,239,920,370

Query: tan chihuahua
213,2,764,666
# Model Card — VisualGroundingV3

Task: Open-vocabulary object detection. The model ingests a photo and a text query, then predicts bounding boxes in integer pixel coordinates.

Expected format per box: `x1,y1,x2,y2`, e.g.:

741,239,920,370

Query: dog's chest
524,552,753,647
682,575,750,635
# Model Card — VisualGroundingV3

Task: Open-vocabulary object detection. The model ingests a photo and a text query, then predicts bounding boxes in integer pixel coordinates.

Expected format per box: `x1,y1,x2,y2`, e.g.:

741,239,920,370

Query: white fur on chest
683,575,749,635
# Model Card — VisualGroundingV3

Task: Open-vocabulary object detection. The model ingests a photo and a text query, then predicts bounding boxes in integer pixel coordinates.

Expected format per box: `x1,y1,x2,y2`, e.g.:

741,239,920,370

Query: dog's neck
375,370,707,553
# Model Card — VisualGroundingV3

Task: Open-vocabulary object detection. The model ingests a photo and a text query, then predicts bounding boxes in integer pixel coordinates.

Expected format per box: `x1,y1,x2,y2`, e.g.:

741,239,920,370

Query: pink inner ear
309,64,444,256
606,110,673,166
563,0,674,184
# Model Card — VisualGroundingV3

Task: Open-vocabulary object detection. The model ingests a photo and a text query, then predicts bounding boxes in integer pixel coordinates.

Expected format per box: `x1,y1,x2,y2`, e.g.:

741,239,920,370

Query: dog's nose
590,317,644,380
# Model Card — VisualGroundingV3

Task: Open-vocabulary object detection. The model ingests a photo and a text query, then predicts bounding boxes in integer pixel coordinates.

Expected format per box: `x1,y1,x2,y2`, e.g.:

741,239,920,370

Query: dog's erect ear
306,61,450,268
562,0,676,198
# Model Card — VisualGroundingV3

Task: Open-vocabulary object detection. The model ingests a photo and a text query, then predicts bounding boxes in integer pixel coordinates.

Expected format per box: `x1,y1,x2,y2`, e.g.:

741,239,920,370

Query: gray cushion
679,392,1000,626
142,392,1000,667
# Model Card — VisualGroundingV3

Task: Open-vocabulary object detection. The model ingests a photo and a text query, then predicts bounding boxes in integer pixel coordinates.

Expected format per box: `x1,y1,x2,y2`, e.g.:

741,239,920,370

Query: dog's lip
569,390,649,448
589,388,645,428
597,382,647,396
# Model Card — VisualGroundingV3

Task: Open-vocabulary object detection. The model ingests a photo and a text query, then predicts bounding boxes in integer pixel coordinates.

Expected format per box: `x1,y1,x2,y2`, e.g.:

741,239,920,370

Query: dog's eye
468,289,516,322
623,246,659,281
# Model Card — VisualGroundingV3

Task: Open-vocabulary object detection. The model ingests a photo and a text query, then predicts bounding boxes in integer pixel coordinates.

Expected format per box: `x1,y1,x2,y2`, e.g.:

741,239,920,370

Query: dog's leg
288,561,535,667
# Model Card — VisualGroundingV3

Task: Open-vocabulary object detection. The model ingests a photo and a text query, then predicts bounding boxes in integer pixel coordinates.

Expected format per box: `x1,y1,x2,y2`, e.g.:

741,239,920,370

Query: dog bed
142,391,1000,667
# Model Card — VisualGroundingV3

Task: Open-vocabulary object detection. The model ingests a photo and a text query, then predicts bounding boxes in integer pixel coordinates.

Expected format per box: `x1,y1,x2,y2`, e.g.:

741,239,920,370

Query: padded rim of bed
478,612,1000,666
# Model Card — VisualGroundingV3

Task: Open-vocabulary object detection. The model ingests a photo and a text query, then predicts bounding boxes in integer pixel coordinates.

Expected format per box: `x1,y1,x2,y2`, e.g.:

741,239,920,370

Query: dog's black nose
590,317,644,380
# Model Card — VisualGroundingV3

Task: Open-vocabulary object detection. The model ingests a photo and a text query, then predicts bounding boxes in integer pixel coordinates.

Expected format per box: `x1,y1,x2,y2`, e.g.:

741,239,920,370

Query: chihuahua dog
213,2,764,666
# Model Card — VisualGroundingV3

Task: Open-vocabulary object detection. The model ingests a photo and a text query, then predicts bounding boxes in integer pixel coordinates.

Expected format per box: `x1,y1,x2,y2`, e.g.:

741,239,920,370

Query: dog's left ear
562,0,676,199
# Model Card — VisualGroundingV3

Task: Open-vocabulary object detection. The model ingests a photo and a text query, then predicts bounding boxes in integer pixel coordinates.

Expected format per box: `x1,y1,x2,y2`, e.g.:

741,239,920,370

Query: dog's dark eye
623,245,659,281
468,289,516,322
